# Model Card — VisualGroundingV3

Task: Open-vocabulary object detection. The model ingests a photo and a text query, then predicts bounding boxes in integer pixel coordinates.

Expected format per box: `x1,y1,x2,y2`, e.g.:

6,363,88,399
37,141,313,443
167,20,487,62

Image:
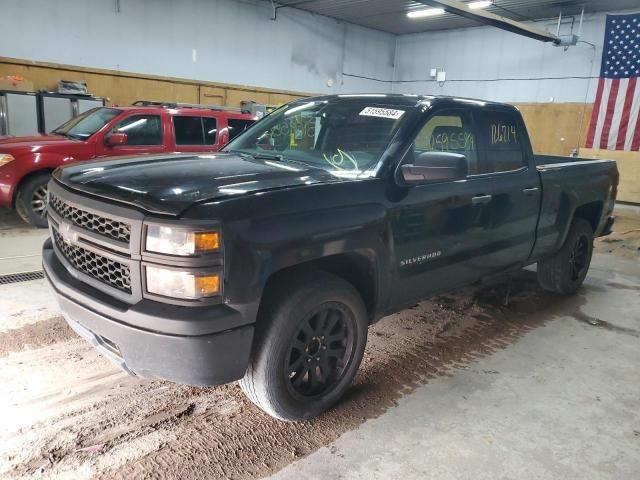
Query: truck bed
534,154,606,167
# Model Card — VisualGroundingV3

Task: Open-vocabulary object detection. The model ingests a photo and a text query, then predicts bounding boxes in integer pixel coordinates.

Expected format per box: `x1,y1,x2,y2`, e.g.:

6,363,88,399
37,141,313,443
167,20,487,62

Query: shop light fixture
468,0,493,9
407,8,445,18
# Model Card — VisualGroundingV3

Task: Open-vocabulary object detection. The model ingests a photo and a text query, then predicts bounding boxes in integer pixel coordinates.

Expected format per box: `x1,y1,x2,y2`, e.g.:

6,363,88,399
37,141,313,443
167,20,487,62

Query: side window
174,116,204,145
173,116,218,145
413,110,478,175
112,114,162,146
227,118,254,141
477,110,527,173
203,117,218,144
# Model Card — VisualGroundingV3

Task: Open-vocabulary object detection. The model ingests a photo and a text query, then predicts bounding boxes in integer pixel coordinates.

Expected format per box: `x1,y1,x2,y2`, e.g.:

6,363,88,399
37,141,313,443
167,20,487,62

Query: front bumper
43,238,254,386
0,169,16,207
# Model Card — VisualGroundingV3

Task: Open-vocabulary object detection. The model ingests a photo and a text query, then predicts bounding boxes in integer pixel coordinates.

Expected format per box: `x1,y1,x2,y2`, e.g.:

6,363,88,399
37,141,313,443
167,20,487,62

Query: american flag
586,12,640,151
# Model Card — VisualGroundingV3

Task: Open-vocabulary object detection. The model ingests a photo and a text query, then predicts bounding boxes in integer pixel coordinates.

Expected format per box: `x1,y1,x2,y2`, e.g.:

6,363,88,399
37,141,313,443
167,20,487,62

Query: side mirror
106,132,128,147
401,151,468,184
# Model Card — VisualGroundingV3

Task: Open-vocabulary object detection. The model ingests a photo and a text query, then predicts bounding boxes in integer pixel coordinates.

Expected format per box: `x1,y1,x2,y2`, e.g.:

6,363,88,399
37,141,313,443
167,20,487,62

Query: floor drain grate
0,270,45,285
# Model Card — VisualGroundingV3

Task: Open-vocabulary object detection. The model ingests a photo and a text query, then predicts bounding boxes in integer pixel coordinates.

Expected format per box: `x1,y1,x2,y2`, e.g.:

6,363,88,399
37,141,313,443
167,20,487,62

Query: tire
15,172,51,228
537,218,594,295
240,271,368,421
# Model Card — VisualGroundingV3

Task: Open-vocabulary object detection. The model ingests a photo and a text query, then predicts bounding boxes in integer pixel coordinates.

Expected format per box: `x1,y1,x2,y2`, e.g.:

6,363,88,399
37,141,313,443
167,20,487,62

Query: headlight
146,266,220,299
145,225,220,256
0,154,15,167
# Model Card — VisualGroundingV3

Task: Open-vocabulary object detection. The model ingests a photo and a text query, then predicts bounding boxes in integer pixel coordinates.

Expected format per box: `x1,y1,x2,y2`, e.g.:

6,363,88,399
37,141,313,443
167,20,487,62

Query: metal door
2,92,39,136
42,96,74,132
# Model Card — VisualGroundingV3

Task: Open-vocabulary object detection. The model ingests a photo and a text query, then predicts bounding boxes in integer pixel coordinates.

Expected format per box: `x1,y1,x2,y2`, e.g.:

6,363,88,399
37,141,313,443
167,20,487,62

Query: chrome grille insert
49,192,131,244
53,228,132,293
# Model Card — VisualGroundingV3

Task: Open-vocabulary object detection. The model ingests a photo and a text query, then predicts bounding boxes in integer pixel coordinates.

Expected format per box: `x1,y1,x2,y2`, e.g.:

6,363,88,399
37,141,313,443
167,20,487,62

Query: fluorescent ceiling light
407,8,445,18
468,0,493,9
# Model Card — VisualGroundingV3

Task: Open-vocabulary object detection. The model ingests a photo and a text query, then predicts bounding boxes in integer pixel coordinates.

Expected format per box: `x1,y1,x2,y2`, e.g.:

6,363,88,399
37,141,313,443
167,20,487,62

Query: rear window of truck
476,110,527,173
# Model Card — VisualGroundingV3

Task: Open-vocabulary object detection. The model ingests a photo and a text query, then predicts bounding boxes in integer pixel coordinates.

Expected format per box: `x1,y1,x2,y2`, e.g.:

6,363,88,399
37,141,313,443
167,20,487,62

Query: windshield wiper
225,149,313,169
223,149,255,159
52,131,78,140
225,149,287,162
251,153,285,162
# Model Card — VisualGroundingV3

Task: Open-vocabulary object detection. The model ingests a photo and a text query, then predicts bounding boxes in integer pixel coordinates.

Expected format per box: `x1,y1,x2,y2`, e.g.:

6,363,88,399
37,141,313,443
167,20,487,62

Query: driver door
96,113,167,158
389,107,494,307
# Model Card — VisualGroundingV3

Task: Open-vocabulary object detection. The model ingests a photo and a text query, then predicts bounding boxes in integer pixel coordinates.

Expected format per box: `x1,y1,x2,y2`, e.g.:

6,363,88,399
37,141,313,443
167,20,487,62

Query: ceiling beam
416,0,560,43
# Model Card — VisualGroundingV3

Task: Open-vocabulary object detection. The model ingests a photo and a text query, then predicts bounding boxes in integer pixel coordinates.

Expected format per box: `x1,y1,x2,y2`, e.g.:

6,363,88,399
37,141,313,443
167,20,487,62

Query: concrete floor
272,253,640,480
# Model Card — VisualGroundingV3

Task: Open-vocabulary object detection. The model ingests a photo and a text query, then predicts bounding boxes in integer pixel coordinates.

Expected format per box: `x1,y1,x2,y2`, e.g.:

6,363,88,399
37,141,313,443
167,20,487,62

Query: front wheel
537,218,594,295
15,172,51,228
240,271,368,421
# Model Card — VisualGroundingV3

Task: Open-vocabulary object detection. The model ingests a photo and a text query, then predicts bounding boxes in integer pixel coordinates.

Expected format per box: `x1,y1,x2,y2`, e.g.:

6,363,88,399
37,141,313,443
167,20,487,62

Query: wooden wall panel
579,148,640,204
198,86,226,106
515,103,593,156
0,57,308,109
225,89,271,108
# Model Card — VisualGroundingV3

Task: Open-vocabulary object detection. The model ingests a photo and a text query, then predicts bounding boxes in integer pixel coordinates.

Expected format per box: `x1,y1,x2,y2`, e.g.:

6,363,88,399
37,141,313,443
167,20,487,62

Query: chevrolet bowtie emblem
59,221,78,245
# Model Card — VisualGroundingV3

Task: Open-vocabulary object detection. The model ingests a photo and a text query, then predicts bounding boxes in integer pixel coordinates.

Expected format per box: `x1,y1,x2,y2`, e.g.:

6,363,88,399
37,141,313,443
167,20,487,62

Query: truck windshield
224,99,408,175
52,107,121,140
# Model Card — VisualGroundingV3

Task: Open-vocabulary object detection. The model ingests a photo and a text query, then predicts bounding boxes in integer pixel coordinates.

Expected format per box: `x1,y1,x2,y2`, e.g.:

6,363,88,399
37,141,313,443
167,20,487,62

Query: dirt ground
0,205,638,480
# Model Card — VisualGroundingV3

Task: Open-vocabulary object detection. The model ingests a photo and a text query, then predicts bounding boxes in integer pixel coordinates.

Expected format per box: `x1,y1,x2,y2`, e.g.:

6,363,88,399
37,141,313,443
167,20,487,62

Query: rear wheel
537,218,593,295
15,172,51,228
240,271,368,421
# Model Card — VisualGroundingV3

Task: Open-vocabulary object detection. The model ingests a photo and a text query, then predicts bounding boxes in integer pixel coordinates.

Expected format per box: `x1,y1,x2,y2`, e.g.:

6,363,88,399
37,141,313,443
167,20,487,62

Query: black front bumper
43,238,254,386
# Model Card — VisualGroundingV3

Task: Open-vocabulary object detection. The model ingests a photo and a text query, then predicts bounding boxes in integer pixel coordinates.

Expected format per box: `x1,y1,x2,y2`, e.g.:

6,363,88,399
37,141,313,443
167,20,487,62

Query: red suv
0,105,257,226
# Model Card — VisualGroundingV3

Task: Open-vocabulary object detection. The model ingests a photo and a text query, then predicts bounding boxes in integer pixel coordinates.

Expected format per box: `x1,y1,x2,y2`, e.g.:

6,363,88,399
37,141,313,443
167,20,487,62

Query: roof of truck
298,93,514,109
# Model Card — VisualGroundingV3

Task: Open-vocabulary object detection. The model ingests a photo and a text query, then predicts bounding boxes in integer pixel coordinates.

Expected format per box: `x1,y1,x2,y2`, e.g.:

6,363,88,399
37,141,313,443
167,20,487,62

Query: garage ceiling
273,0,640,34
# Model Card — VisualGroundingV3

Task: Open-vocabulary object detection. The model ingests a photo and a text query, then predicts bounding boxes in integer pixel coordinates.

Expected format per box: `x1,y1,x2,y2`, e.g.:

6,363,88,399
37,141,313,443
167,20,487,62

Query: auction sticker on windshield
359,107,405,120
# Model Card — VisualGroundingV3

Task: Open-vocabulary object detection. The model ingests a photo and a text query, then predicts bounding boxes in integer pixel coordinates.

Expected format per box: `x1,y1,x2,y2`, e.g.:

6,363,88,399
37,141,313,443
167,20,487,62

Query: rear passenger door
471,108,540,272
172,115,219,152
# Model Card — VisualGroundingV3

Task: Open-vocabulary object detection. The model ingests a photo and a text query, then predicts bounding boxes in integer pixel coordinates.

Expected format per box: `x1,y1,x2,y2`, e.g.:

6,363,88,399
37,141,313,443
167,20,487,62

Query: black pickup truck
42,94,618,421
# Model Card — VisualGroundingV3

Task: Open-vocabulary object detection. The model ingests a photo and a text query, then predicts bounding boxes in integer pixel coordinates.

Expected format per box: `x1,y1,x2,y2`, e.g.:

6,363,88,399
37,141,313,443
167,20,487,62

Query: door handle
472,194,493,205
523,187,540,195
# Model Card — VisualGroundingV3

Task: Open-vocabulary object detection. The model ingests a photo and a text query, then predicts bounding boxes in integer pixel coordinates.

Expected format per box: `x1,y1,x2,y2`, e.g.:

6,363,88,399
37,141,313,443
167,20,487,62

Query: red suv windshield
52,107,121,140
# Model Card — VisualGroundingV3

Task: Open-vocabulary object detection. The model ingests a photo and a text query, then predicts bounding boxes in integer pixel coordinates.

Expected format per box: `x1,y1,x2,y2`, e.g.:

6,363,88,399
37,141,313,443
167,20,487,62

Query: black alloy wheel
568,234,590,281
285,304,354,398
239,271,368,421
537,218,594,295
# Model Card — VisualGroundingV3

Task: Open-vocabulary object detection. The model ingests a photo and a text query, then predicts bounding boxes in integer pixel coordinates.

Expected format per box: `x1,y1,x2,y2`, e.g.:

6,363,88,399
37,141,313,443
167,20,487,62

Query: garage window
173,116,218,145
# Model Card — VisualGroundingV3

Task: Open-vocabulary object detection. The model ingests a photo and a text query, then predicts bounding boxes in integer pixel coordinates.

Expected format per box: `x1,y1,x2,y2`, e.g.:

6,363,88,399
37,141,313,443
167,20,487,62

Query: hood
0,134,80,152
54,153,344,216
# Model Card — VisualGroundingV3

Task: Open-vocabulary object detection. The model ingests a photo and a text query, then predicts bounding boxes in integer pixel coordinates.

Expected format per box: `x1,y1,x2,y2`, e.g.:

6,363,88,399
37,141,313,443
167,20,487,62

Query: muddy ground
595,205,640,259
0,206,638,480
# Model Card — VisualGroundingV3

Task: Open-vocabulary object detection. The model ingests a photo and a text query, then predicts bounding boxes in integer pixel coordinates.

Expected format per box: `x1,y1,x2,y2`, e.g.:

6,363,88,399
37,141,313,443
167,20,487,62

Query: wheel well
573,201,603,232
12,169,54,207
260,252,377,323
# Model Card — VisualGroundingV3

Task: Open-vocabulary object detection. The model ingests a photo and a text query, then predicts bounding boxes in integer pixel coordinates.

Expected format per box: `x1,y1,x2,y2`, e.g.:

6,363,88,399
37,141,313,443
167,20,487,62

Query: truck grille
49,192,131,244
53,228,132,293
